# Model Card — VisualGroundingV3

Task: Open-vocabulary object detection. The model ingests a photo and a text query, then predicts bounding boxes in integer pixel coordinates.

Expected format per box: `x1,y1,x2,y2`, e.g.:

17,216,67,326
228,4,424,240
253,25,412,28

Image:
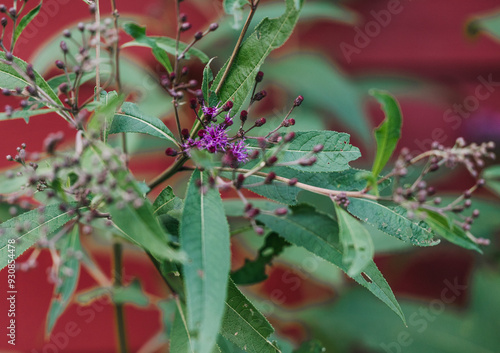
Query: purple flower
202,102,220,120
229,140,248,163
198,123,229,153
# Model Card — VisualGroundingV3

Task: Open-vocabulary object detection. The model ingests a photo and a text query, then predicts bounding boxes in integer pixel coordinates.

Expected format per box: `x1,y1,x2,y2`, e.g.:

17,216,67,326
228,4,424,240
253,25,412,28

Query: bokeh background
1,0,500,352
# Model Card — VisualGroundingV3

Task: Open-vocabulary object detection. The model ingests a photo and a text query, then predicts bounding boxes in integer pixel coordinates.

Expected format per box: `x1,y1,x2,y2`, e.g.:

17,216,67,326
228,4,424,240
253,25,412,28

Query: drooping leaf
122,22,173,72
109,102,178,146
256,204,405,323
0,203,81,270
12,0,43,50
423,210,482,253
370,90,403,178
0,108,58,123
170,301,195,353
180,169,231,353
347,198,439,246
212,0,304,114
334,204,374,276
46,224,81,335
85,142,185,263
220,278,280,353
231,232,290,285
87,90,124,142
483,165,500,197
122,36,210,63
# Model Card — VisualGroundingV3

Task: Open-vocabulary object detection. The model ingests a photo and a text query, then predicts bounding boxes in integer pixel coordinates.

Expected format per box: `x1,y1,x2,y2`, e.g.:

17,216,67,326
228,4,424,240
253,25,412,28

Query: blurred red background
1,0,500,351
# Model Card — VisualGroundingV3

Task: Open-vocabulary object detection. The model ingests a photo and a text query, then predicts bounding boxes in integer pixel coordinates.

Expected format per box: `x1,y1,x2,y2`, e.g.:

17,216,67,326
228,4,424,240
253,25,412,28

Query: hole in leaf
361,272,372,283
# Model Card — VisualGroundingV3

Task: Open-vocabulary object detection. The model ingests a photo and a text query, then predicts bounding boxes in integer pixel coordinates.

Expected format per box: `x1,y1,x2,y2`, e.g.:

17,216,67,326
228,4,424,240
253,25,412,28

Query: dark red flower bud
8,7,16,17
194,31,203,40
181,66,189,76
250,150,260,159
55,60,65,69
253,90,267,101
190,98,197,109
165,148,178,157
313,144,324,153
209,23,219,31
0,5,6,13
284,132,295,142
255,71,264,82
58,83,68,93
288,118,295,126
240,110,248,122
274,208,288,216
255,117,266,127
60,41,68,53
266,156,278,166
288,178,298,186
179,13,187,22
223,101,233,111
0,17,7,27
181,22,192,31
181,129,190,139
89,3,96,14
477,179,485,187
188,79,198,88
2,88,10,96
294,95,304,107
5,51,13,61
235,173,245,189
63,29,71,38
197,129,206,137
265,172,276,184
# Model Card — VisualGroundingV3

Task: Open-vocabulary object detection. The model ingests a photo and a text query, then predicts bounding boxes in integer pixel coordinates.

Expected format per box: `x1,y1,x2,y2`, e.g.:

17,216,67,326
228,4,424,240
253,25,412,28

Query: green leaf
109,102,178,146
231,232,290,285
220,278,280,353
467,11,500,41
370,90,403,178
112,279,149,307
170,301,195,353
246,131,360,173
122,22,173,72
0,108,58,123
483,165,500,197
266,54,372,143
0,203,81,270
85,142,185,263
347,198,439,246
46,224,81,335
87,90,124,142
223,0,248,29
0,52,63,120
334,204,374,277
180,170,231,353
122,36,210,63
12,0,43,50
202,58,216,103
256,204,405,323
153,186,184,218
212,0,304,115
293,340,325,353
423,210,482,253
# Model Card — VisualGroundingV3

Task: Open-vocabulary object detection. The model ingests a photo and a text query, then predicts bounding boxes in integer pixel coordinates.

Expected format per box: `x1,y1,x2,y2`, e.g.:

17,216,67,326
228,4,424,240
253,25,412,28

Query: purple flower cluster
182,104,248,163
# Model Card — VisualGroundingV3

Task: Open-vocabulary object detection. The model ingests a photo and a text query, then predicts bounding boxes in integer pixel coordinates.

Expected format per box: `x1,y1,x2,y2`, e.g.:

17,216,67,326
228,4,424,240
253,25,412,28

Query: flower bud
288,118,295,126
5,51,12,61
240,110,248,122
63,29,71,38
0,17,6,27
2,88,10,96
181,129,190,139
179,13,187,22
255,117,266,127
165,148,178,157
265,172,276,184
77,22,85,32
194,31,203,40
0,5,5,13
223,101,233,111
189,98,197,109
284,131,295,142
55,60,65,69
274,208,288,216
189,79,198,87
58,83,68,94
294,95,304,107
266,155,278,166
255,71,264,82
180,22,192,31
60,41,68,53
313,144,324,153
253,90,267,101
8,7,16,17
209,23,219,31
235,173,245,189
288,178,298,186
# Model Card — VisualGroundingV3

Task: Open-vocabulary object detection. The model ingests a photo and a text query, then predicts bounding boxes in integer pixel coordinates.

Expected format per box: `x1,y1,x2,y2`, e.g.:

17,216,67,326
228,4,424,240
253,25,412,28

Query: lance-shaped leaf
370,90,402,178
180,170,231,353
212,0,304,114
109,102,178,146
423,210,482,253
220,278,280,353
122,22,173,72
0,108,58,123
256,204,405,323
122,36,209,63
348,198,440,246
0,52,62,117
12,0,43,49
334,203,374,276
268,131,361,172
0,203,81,270
153,186,184,218
202,58,216,103
46,225,81,335
231,232,290,285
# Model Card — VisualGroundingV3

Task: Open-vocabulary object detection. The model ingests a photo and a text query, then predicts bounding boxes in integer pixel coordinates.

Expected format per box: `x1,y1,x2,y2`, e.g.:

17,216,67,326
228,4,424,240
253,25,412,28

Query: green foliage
12,1,43,50
231,232,290,285
0,203,81,270
212,0,304,115
46,225,81,335
334,203,374,276
109,102,178,145
122,22,173,72
220,279,280,353
347,198,439,246
467,11,500,41
223,0,248,29
202,58,216,104
293,340,326,353
255,204,406,323
370,90,403,180
88,90,124,142
483,165,500,197
180,170,231,353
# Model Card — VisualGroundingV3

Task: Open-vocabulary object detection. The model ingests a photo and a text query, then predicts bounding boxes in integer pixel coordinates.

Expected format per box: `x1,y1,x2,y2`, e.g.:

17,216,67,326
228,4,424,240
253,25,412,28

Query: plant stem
113,242,128,353
95,0,101,102
147,1,261,191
